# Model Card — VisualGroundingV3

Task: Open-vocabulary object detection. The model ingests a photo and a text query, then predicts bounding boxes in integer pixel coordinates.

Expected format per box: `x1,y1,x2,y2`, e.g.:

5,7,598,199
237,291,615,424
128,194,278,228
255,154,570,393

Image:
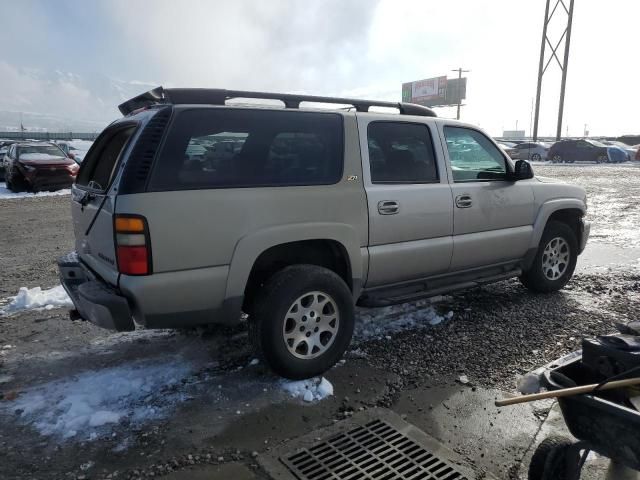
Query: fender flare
529,198,586,249
224,222,363,302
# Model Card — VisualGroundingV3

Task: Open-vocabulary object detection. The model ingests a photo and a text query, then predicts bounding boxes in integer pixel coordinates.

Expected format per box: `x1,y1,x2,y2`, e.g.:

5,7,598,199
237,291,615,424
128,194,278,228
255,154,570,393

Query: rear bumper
57,252,134,331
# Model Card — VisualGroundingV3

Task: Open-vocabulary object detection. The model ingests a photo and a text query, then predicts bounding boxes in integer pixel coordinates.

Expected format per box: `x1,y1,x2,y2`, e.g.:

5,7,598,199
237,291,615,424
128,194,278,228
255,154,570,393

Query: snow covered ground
4,356,194,440
0,182,70,199
355,300,453,341
0,285,72,316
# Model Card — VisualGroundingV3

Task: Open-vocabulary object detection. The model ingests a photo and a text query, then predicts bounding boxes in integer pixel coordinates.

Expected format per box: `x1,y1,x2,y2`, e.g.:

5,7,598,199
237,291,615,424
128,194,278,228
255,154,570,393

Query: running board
357,269,522,308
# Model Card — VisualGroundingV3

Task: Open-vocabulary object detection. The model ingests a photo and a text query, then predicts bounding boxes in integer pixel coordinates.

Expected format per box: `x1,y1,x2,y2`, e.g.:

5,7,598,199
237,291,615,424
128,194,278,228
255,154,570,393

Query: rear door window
76,125,136,191
367,122,438,183
149,109,344,190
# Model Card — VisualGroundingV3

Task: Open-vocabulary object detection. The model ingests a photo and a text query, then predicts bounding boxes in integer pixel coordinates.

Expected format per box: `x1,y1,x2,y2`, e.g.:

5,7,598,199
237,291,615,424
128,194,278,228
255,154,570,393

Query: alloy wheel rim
542,237,570,281
282,291,339,359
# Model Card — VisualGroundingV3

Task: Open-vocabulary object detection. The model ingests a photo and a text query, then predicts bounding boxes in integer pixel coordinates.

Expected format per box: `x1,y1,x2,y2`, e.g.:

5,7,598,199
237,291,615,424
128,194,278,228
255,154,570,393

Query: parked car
55,141,79,161
600,140,636,161
3,142,79,192
0,140,18,181
496,141,518,158
548,139,619,163
511,142,550,162
58,87,589,379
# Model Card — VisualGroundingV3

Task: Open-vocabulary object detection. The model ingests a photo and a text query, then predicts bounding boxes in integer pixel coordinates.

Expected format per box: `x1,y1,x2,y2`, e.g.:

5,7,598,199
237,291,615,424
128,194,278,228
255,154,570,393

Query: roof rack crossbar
118,87,437,117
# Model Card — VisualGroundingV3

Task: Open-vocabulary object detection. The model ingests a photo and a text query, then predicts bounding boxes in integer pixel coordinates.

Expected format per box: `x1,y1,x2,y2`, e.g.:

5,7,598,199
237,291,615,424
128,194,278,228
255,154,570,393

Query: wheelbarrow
528,352,640,480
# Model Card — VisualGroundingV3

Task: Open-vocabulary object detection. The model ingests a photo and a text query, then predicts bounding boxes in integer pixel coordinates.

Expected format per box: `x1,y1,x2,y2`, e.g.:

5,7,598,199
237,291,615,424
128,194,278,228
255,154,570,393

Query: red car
3,142,79,192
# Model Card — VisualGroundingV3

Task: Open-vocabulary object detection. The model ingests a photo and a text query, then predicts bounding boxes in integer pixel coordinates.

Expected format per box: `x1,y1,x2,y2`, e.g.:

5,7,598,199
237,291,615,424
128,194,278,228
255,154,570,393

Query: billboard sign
402,76,466,107
402,76,447,106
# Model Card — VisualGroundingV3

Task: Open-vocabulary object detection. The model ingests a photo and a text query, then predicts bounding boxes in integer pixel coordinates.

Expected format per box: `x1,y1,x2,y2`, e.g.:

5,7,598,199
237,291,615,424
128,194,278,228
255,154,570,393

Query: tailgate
71,123,138,285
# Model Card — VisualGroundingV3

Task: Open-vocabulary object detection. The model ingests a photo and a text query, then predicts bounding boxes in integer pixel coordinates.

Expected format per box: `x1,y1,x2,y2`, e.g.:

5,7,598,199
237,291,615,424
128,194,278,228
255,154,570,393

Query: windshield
587,140,607,147
17,145,65,159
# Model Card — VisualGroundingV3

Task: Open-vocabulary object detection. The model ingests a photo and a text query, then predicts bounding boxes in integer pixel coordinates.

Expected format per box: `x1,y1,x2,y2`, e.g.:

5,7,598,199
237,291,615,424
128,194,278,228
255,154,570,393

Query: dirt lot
0,164,639,480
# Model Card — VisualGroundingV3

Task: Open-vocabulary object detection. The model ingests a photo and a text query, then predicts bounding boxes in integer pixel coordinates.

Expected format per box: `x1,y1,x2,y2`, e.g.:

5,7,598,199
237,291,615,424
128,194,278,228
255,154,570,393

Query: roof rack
118,86,437,118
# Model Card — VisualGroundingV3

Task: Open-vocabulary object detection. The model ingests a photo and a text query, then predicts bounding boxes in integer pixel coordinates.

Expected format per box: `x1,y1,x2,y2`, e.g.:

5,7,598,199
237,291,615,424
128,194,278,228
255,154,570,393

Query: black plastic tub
542,353,640,471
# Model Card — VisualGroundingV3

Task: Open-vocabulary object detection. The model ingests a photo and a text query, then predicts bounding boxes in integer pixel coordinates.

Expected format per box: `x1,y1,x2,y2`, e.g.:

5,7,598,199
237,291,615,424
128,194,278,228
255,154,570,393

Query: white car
512,142,550,162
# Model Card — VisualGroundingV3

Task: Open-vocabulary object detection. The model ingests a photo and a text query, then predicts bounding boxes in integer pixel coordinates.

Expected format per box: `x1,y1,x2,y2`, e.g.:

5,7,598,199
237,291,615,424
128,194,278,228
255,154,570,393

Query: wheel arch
224,223,363,315
530,200,586,251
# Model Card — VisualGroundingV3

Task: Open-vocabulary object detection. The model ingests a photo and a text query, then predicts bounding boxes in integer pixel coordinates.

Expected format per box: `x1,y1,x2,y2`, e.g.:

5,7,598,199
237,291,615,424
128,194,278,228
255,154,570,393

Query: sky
0,0,637,137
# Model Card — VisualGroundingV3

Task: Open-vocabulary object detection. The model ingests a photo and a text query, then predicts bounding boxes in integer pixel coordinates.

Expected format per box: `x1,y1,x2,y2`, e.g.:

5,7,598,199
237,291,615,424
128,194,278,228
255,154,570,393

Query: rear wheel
249,265,355,379
521,221,578,293
551,154,562,163
531,153,542,161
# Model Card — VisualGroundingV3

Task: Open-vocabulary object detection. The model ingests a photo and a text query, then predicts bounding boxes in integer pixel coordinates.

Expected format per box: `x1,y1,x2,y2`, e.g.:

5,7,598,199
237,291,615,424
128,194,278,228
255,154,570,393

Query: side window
149,109,343,190
444,126,507,182
366,122,438,183
76,125,136,191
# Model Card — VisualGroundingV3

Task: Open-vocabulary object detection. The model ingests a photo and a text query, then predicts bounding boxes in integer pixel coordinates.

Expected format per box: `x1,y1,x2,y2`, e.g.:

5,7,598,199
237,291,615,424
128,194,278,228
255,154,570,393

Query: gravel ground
0,163,639,480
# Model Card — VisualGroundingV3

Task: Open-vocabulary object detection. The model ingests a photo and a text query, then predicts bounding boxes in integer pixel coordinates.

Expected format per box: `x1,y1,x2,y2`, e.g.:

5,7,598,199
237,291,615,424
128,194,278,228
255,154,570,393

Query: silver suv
58,87,590,379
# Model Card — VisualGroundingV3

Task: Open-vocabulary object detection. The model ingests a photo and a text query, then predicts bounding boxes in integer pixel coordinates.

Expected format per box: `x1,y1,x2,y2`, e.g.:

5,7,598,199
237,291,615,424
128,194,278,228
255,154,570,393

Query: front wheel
521,221,578,293
551,154,562,163
528,436,579,480
249,265,355,379
531,153,542,161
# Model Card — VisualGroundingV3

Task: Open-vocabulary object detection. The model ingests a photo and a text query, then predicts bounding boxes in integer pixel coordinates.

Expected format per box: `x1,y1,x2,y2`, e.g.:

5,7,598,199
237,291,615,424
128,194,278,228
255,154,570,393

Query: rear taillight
114,215,151,275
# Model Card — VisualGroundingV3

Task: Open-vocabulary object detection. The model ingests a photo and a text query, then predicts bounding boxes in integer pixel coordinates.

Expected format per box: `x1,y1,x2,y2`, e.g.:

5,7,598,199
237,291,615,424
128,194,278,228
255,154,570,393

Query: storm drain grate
280,419,469,480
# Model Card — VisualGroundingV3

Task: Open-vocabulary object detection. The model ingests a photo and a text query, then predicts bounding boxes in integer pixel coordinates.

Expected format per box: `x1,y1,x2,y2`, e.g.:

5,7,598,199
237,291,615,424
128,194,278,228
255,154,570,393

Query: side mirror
513,159,534,180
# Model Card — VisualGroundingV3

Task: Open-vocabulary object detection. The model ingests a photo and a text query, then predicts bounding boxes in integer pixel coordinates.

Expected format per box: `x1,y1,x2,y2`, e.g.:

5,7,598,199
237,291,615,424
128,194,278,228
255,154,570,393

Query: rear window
148,109,344,191
76,125,136,191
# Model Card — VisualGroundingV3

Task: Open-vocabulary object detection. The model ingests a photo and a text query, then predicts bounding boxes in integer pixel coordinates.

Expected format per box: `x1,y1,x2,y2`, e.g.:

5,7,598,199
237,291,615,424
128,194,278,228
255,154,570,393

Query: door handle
455,194,473,208
378,200,399,215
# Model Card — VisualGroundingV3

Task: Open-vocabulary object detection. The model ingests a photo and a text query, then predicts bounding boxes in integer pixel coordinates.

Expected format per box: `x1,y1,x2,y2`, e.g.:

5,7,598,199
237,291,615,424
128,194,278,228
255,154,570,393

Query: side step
357,269,522,308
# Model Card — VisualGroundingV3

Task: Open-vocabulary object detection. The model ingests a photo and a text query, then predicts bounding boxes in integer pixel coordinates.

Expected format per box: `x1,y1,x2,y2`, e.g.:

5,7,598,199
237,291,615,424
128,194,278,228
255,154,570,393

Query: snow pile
0,285,72,316
281,377,333,402
517,372,542,394
0,183,71,199
3,357,193,440
355,300,453,341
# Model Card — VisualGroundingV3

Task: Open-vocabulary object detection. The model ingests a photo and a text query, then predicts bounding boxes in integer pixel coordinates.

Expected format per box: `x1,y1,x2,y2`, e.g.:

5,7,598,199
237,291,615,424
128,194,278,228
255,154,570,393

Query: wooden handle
495,377,640,407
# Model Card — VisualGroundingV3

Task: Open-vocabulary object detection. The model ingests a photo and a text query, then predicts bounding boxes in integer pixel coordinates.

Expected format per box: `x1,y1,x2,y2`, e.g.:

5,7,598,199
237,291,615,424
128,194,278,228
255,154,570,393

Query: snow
280,377,334,402
3,357,193,440
517,372,542,394
18,153,65,161
0,285,72,316
0,182,71,199
355,300,453,341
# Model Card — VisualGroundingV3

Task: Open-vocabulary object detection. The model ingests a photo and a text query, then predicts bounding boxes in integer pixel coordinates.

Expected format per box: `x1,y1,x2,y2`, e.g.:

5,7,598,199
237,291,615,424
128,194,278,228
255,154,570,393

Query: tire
551,154,562,163
521,220,578,293
531,153,541,161
6,171,25,192
528,436,577,480
597,154,608,164
248,265,355,380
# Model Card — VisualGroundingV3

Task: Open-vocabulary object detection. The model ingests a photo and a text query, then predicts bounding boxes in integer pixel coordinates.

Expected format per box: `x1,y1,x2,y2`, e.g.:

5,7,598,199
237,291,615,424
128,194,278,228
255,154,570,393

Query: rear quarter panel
114,114,368,301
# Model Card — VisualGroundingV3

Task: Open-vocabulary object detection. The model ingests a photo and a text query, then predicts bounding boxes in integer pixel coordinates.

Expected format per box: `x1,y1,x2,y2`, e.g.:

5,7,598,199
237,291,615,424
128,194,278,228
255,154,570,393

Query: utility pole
532,0,575,142
451,67,469,120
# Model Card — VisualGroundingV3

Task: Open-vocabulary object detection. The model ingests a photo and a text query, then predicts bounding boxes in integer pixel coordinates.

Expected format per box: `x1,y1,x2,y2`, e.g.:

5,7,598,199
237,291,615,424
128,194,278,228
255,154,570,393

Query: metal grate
281,419,469,480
